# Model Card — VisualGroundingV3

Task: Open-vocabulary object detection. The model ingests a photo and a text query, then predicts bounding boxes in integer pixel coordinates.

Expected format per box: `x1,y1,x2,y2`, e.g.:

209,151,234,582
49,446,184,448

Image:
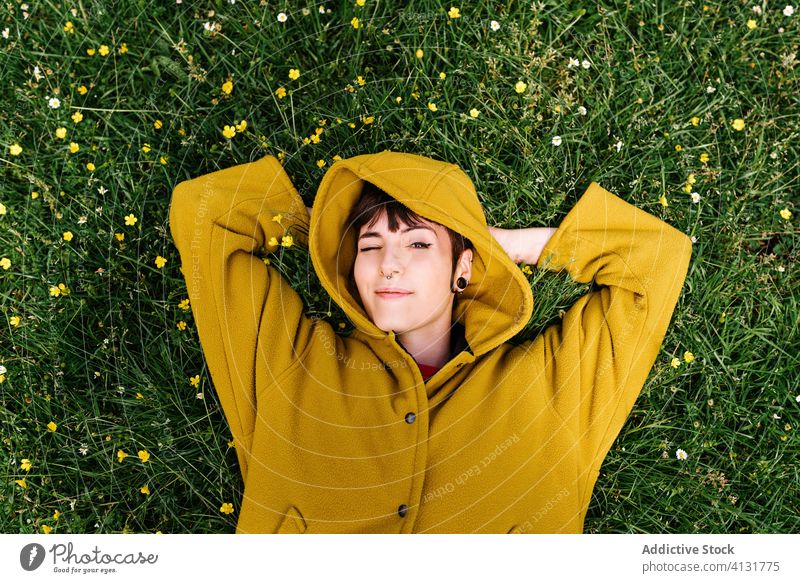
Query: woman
169,150,692,534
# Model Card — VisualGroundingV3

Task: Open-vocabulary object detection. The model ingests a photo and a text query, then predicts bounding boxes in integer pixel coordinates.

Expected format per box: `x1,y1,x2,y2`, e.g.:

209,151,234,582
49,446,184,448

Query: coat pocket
275,505,308,534
507,525,523,534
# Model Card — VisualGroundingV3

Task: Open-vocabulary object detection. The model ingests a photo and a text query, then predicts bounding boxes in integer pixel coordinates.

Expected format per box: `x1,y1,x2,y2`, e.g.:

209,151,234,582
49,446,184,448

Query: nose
379,244,404,277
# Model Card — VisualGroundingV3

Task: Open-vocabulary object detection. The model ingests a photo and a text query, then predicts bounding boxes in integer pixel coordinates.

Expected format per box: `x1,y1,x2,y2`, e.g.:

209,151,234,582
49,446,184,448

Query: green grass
1,1,798,534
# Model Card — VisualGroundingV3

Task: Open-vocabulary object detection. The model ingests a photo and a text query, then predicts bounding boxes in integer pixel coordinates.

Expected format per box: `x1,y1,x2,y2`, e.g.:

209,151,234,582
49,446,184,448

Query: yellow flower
119,43,128,54
515,81,527,94
675,144,682,152
47,421,58,432
683,183,693,193
268,236,279,247
54,510,62,520
690,116,700,126
236,120,247,132
220,502,234,514
176,321,187,331
99,44,109,56
356,0,366,5
55,127,67,139
49,285,61,297
69,142,79,153
87,48,96,56
189,374,200,388
719,312,726,323
699,152,710,163
288,68,300,80
86,162,95,171
0,257,10,270
670,357,681,368
659,194,668,207
77,85,88,95
63,231,74,242
115,233,125,241
141,143,151,153
20,459,32,472
58,283,70,296
178,298,190,310
124,213,137,226
746,19,757,30
276,87,287,98
9,143,23,156
351,17,360,29
160,156,168,165
154,255,167,268
779,208,792,220
10,315,20,327
687,173,696,185
138,450,150,463
222,125,236,139
439,72,446,80
71,111,83,123
154,119,163,129
63,21,74,33
117,449,129,463
272,213,283,222
732,118,745,131
42,525,53,534
316,159,326,169
427,102,438,112
683,351,695,363
357,75,366,86
140,485,150,495
415,48,424,59
448,7,461,18
15,478,27,489
221,80,233,94
0,202,5,215
469,108,479,118
281,235,294,247
362,115,374,124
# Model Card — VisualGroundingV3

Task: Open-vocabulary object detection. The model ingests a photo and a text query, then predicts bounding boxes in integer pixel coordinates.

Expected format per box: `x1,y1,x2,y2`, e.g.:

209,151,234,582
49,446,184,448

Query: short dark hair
345,181,474,282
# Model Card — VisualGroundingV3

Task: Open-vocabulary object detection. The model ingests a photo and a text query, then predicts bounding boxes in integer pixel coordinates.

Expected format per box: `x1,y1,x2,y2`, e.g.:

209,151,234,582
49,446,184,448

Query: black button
404,412,416,424
398,504,408,518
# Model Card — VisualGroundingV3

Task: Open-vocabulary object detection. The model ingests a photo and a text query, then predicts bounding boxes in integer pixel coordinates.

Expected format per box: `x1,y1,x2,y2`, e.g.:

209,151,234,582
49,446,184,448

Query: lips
375,288,413,299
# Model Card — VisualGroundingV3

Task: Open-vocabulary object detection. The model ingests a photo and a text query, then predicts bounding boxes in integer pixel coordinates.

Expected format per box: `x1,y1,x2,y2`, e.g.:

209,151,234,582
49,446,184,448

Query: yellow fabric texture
168,151,692,533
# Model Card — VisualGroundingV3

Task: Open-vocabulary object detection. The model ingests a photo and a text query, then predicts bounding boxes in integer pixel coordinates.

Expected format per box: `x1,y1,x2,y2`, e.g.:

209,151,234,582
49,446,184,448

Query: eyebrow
358,225,437,240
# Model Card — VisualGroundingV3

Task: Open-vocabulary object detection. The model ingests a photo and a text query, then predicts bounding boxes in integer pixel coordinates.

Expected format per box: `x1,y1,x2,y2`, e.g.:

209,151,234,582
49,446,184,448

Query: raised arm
169,155,315,482
519,182,692,478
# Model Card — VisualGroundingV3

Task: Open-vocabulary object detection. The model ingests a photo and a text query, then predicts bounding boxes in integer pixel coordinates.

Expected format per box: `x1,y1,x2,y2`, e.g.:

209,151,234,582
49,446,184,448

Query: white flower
319,5,326,14
614,140,623,152
676,449,688,460
577,105,587,116
752,6,762,15
97,185,108,195
706,85,716,93
690,192,701,203
795,394,800,403
302,8,310,16
33,65,43,81
783,5,795,17
196,392,204,400
203,21,215,31
773,413,781,419
551,135,562,146
2,27,9,39
0,365,7,375
490,20,500,31
691,236,697,243
48,97,61,109
78,445,89,456
581,59,591,69
567,57,579,68
277,12,287,22
777,265,785,272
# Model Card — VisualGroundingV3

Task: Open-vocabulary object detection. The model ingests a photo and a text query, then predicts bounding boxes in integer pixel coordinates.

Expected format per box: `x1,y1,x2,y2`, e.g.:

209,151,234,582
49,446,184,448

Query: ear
457,248,474,281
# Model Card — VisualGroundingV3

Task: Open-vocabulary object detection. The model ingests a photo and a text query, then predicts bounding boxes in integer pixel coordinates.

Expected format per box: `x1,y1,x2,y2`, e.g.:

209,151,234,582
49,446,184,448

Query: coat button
404,412,416,424
397,504,408,518
456,363,463,368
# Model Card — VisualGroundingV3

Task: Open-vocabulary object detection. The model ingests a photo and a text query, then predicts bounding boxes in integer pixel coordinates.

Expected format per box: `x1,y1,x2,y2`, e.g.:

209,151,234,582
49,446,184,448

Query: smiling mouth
375,292,413,299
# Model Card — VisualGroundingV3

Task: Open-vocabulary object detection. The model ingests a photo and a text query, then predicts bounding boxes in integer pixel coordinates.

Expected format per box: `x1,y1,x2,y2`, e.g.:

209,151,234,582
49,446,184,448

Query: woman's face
353,209,459,335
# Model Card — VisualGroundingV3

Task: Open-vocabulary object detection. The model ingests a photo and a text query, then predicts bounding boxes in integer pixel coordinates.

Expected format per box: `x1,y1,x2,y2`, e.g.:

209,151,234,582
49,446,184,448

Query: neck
397,315,453,369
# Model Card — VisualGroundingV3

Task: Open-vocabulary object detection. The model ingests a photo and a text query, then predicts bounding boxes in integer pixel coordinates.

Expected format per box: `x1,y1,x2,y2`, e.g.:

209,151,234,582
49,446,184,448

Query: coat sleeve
533,182,692,474
168,154,314,481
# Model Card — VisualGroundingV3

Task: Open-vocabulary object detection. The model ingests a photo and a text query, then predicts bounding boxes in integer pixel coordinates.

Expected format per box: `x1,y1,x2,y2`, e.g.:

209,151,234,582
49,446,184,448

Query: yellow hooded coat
168,151,692,534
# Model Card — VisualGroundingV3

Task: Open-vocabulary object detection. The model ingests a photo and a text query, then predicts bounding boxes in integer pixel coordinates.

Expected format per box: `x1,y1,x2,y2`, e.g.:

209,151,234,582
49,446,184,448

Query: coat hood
309,150,533,358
